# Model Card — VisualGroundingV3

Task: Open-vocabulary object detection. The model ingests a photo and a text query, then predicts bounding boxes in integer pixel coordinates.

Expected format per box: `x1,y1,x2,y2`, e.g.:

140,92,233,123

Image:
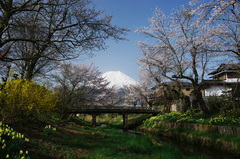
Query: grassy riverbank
1,114,206,159
139,111,240,157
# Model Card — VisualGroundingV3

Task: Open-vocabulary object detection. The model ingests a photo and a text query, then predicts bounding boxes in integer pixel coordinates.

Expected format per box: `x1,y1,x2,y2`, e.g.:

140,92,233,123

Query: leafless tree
0,0,128,79
53,63,115,115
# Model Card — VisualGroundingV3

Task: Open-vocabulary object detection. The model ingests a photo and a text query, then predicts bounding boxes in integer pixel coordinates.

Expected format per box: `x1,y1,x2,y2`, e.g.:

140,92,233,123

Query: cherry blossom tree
125,71,158,107
136,6,225,114
189,0,240,61
125,84,152,107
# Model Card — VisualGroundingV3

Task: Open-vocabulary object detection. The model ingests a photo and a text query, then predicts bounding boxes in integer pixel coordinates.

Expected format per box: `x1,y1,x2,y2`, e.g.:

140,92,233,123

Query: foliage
206,96,235,115
43,125,57,137
226,109,240,118
0,79,58,122
143,110,240,129
208,116,240,126
0,121,29,159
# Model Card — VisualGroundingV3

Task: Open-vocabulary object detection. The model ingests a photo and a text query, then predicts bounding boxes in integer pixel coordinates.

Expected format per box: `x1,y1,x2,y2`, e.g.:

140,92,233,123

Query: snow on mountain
102,71,138,89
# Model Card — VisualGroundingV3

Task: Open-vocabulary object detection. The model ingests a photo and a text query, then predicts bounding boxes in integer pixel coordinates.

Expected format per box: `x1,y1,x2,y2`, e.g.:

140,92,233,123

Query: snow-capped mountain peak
102,71,138,89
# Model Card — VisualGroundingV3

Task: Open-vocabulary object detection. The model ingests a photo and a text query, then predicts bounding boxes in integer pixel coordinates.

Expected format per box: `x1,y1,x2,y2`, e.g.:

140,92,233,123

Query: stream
124,129,239,159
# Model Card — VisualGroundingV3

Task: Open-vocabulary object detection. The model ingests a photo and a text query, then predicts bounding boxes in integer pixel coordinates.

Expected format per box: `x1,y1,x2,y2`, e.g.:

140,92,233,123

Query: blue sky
78,0,189,81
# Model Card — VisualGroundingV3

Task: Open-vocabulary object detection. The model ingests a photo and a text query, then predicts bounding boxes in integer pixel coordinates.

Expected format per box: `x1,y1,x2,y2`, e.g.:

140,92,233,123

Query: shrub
206,96,233,115
206,96,224,114
226,109,240,118
143,112,183,128
143,110,240,129
0,79,58,122
208,115,240,126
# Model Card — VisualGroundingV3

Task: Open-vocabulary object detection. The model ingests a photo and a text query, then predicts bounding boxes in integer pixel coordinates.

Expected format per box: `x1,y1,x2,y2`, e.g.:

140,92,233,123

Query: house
153,81,193,112
202,63,240,98
153,63,240,112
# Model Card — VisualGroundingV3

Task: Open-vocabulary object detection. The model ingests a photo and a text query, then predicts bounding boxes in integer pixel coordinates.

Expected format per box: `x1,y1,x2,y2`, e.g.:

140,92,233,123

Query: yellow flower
2,143,6,149
20,150,23,155
26,150,29,154
6,154,10,158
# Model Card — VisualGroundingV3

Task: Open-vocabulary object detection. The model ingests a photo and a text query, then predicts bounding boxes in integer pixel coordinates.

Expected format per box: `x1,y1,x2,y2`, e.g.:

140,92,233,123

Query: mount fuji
102,71,138,89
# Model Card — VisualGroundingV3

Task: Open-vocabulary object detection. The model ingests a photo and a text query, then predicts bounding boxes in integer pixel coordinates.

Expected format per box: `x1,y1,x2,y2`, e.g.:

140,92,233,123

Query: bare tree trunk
191,88,209,114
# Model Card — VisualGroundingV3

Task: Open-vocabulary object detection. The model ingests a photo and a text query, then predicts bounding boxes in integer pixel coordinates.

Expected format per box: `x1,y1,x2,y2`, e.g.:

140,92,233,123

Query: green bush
143,110,240,129
206,96,233,115
226,109,240,118
208,116,240,126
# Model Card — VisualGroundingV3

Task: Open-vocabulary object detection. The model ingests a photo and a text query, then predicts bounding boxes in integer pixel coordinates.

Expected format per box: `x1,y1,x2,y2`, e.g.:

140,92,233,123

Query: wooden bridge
69,105,161,114
69,106,161,129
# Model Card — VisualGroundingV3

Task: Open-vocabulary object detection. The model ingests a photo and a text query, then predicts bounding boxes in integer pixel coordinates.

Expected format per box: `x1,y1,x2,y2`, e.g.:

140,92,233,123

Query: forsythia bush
0,79,58,121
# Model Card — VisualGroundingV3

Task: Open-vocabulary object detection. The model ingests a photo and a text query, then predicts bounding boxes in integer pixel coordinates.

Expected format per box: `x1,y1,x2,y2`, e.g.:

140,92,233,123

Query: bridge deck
69,106,161,114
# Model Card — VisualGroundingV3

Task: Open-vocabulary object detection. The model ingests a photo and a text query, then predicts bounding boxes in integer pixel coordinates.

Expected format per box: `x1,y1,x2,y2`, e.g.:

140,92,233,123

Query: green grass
21,116,206,159
0,113,214,159
80,127,205,159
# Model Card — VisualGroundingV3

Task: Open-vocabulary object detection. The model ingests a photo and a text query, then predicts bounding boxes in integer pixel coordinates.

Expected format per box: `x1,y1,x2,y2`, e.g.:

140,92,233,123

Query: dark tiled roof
209,63,240,75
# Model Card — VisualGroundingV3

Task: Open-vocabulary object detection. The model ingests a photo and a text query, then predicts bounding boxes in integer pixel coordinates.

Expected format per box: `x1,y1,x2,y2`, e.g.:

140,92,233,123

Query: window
186,88,190,91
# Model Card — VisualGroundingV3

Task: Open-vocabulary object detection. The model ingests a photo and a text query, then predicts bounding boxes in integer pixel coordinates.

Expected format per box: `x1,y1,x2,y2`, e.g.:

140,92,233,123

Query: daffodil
2,143,6,149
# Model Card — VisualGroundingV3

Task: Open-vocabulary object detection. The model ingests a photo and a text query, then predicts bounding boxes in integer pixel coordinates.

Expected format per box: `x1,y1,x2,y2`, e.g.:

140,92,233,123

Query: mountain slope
102,71,138,89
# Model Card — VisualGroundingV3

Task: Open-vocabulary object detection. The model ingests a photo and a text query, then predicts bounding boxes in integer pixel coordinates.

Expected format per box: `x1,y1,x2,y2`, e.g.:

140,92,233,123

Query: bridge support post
122,114,128,129
92,114,97,128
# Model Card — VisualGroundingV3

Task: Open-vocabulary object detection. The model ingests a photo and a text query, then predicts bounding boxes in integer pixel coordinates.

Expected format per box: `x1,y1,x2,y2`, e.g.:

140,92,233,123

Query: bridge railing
70,105,161,114
72,105,161,110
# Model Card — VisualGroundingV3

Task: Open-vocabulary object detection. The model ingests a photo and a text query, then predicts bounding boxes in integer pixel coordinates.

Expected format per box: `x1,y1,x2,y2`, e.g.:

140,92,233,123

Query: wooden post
122,114,128,129
92,114,97,128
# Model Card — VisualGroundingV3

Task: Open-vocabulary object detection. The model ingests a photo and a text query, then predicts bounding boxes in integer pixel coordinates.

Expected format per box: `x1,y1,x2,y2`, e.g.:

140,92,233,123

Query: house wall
225,78,239,82
215,74,226,80
214,72,239,82
181,88,193,96
204,85,232,96
171,103,177,112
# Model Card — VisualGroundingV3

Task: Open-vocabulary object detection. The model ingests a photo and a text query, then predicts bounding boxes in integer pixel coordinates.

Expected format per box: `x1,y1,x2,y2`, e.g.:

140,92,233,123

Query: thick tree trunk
191,88,210,114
